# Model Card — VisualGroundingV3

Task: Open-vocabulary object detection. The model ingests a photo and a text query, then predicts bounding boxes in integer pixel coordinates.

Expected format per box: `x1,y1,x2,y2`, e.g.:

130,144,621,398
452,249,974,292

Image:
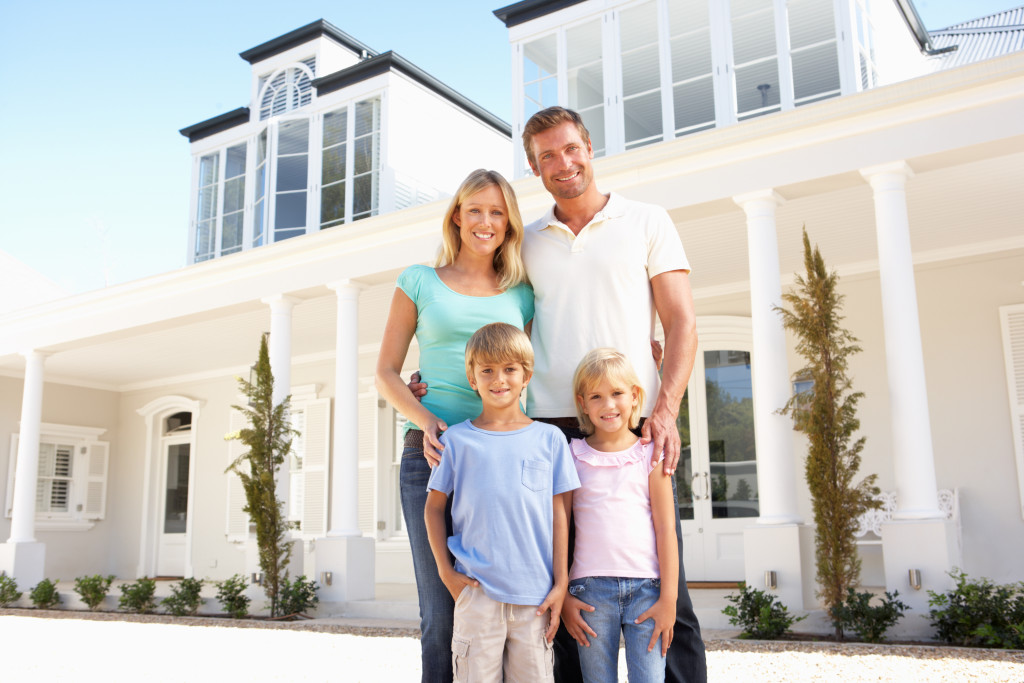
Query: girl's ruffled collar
570,438,648,467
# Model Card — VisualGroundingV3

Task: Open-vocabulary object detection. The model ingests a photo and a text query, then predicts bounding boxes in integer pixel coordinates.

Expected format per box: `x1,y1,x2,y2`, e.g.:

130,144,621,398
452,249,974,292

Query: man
415,106,706,682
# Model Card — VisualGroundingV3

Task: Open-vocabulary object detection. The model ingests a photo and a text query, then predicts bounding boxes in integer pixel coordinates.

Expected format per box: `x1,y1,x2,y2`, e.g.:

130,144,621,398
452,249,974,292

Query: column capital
328,279,367,295
260,294,300,310
860,161,915,188
733,189,785,215
19,350,51,362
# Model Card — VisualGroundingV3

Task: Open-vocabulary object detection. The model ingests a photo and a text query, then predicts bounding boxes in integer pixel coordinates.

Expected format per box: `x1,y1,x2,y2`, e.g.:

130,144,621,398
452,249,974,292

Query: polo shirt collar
539,192,627,232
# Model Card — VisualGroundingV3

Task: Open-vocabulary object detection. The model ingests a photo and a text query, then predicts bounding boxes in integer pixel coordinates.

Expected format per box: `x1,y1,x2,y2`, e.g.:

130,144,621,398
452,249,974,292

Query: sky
1,0,1020,296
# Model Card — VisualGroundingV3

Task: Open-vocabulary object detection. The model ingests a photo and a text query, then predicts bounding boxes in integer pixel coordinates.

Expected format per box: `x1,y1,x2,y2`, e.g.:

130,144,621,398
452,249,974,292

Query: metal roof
929,6,1024,69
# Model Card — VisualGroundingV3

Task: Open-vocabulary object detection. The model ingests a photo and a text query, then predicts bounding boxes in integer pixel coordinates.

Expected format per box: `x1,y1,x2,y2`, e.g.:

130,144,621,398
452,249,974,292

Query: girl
375,169,533,683
564,348,679,683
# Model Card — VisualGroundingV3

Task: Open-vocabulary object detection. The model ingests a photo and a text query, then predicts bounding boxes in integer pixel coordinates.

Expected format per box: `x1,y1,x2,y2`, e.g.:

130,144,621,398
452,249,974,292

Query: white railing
853,489,960,546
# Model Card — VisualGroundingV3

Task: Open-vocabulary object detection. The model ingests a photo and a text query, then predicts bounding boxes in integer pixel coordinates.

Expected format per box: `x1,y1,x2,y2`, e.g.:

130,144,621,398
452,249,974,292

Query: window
192,143,247,262
731,0,781,120
273,118,309,242
5,424,109,529
853,0,879,90
789,0,841,105
320,96,381,229
620,1,665,149
258,58,316,121
567,20,606,156
668,0,716,136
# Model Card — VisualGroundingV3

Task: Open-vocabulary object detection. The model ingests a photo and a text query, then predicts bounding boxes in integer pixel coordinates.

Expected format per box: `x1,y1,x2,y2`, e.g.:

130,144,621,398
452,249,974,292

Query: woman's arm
375,288,448,466
636,467,679,656
424,489,477,601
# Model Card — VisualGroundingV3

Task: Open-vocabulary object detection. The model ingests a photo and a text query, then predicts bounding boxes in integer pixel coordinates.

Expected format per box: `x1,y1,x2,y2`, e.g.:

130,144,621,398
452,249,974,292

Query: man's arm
642,269,697,474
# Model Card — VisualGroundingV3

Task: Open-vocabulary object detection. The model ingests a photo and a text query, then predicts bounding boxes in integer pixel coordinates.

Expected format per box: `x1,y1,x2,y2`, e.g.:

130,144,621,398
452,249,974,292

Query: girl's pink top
569,438,662,581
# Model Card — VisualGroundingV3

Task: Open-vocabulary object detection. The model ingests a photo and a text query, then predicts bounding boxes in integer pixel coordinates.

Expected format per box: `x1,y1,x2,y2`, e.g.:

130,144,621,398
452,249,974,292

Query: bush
161,577,205,617
74,574,115,611
723,583,806,640
831,588,909,643
118,577,157,614
278,575,319,617
928,569,1024,649
30,578,61,609
216,574,250,619
0,574,22,607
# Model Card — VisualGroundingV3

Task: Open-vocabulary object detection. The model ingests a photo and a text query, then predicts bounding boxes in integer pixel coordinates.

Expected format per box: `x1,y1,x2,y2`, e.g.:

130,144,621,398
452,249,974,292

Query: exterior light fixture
321,571,333,587
765,570,778,590
251,572,263,586
908,569,922,590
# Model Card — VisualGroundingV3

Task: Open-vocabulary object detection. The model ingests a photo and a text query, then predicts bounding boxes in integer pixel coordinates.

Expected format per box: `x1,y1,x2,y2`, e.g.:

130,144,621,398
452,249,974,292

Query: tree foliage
775,229,879,640
227,334,298,618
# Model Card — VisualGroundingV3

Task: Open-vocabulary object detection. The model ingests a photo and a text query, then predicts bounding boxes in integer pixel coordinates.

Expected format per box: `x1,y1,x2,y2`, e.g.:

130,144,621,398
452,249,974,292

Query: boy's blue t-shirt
397,264,534,435
427,420,580,605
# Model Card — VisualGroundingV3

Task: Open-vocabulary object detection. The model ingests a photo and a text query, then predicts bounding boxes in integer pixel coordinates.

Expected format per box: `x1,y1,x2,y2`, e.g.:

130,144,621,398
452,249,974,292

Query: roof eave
179,107,251,142
239,19,377,64
492,0,589,28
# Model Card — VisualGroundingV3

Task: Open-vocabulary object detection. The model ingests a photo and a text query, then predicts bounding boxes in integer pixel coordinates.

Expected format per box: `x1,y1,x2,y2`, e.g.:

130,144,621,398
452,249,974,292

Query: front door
676,348,759,580
157,438,191,577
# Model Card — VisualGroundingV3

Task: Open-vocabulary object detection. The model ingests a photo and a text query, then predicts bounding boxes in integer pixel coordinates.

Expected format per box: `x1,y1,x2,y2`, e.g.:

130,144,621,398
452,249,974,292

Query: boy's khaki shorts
451,584,554,682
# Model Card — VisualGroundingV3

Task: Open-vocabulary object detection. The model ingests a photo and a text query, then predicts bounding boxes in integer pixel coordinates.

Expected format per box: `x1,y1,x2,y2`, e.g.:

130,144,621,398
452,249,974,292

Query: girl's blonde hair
436,169,527,292
572,348,646,435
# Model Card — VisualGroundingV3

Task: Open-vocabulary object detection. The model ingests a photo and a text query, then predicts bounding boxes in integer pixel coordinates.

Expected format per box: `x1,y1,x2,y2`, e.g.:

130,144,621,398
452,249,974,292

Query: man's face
528,121,594,201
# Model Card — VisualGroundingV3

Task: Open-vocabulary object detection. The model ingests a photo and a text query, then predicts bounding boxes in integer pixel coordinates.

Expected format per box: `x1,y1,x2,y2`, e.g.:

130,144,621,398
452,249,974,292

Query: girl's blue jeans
569,576,666,683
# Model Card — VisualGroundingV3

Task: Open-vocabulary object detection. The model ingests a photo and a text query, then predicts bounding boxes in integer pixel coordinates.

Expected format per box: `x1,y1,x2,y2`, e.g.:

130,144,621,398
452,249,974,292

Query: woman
375,169,533,682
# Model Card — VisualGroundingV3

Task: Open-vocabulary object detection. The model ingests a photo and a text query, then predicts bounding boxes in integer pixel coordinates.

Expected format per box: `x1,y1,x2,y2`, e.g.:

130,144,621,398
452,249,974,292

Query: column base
0,541,46,589
881,518,960,637
313,535,375,603
743,524,813,611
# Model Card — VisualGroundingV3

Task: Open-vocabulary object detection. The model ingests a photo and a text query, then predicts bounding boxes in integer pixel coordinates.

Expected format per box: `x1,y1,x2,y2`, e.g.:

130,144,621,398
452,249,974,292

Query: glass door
157,438,191,577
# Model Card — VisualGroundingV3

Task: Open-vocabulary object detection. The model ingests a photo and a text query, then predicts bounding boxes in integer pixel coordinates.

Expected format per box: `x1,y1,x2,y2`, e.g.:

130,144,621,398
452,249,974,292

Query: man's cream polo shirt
523,192,690,418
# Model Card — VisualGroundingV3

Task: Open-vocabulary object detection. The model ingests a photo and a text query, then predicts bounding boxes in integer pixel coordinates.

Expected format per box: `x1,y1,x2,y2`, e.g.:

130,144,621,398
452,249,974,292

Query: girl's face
578,378,639,436
452,184,508,259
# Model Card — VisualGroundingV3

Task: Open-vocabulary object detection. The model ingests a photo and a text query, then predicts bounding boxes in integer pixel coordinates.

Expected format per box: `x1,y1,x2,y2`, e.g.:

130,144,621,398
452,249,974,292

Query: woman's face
452,184,509,259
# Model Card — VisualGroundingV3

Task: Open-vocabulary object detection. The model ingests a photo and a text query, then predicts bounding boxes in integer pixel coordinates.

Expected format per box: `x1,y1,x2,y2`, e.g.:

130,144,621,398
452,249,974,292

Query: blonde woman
376,169,533,682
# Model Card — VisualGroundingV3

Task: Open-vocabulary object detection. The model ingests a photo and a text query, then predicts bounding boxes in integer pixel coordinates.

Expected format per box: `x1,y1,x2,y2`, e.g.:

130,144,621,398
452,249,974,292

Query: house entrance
676,345,758,581
157,413,193,577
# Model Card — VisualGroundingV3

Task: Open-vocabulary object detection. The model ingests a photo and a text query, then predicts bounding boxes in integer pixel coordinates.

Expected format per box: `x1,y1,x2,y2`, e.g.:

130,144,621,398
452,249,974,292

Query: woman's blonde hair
572,348,645,435
464,323,534,380
436,169,527,291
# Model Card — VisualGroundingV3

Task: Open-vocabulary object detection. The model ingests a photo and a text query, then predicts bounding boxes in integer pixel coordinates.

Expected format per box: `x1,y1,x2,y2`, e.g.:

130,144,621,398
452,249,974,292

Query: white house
2,4,1023,637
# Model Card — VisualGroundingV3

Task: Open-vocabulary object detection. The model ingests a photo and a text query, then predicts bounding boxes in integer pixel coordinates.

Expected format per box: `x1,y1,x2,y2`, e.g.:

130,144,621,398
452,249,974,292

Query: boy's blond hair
464,322,534,380
572,348,646,435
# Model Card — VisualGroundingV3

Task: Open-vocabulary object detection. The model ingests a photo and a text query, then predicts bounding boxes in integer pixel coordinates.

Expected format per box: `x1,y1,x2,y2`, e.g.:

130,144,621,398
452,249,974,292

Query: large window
320,96,381,229
193,143,247,262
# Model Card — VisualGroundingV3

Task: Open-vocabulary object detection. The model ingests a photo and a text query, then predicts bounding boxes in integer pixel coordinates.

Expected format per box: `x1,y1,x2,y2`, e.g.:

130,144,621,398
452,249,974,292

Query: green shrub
215,574,250,619
118,577,157,614
831,588,909,643
74,574,115,611
722,583,806,640
278,575,319,617
928,569,1024,649
30,578,61,609
0,574,22,607
161,577,205,617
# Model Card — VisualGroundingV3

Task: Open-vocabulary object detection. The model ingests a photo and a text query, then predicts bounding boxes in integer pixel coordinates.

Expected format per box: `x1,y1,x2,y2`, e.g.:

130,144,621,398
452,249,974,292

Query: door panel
158,441,190,576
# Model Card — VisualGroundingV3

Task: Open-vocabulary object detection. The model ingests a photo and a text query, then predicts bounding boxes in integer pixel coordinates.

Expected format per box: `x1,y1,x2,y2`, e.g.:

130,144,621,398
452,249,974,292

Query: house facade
2,4,1023,636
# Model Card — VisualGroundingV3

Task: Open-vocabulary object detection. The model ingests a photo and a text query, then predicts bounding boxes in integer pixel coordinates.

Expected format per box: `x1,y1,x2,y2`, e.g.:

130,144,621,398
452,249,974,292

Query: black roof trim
493,0,589,28
179,107,251,142
239,19,378,64
313,51,511,137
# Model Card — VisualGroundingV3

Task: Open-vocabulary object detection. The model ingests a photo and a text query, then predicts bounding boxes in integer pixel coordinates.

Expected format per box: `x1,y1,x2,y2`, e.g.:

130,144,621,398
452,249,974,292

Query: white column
8,352,47,543
327,280,362,537
860,162,942,520
734,190,802,525
262,294,299,514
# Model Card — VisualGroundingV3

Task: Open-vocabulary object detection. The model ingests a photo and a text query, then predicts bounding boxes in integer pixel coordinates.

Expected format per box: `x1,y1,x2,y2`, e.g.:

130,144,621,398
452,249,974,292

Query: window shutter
299,399,331,538
1000,305,1024,520
225,410,250,541
5,434,17,518
358,394,377,535
82,441,109,520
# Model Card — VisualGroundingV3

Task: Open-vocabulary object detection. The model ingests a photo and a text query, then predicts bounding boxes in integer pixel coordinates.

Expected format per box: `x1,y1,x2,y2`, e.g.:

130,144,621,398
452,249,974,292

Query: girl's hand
561,594,597,647
636,596,675,656
536,583,567,643
422,418,448,467
439,566,478,602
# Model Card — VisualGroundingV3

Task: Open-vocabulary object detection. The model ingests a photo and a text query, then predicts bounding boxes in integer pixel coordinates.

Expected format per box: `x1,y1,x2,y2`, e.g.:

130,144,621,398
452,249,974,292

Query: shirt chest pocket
522,460,550,492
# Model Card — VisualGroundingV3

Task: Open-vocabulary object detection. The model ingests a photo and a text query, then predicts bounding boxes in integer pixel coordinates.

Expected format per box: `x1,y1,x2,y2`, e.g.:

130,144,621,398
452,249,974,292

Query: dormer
495,0,938,176
180,20,510,265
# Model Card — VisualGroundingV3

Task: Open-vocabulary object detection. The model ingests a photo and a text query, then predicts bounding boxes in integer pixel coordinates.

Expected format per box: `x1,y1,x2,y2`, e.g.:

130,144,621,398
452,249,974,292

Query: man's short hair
522,106,591,170
465,323,534,378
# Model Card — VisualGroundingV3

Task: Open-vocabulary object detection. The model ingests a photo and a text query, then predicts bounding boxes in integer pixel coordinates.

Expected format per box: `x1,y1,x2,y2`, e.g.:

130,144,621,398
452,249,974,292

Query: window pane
620,2,661,97
198,153,219,187
624,91,663,148
320,181,346,227
788,0,835,50
580,108,606,157
223,176,244,213
704,350,758,519
675,388,694,521
355,98,379,137
323,108,348,148
620,1,659,52
793,42,840,102
277,155,308,192
322,144,347,184
354,135,377,175
353,173,377,219
567,15,604,152
278,119,309,155
732,2,777,67
221,212,243,254
735,61,781,115
225,144,246,179
673,76,716,133
523,34,558,117
164,444,190,534
621,44,660,98
275,193,306,230
195,219,214,261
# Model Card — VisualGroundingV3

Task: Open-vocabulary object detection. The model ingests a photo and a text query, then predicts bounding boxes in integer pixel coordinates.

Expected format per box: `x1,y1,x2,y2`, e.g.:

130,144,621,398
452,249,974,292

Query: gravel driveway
3,610,1022,682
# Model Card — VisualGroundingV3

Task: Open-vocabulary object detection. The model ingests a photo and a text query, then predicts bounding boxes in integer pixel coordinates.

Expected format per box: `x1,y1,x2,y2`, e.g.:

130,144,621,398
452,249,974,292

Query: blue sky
1,0,1019,295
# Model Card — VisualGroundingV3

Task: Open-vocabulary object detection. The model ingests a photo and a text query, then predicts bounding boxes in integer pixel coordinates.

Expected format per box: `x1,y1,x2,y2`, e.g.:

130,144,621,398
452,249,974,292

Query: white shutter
358,394,377,535
5,434,17,518
1000,305,1024,520
82,441,109,520
225,410,250,541
299,399,331,538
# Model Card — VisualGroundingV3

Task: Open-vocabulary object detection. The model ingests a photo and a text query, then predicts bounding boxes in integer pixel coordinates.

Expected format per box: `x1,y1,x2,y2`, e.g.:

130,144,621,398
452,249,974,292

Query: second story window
193,143,247,262
320,96,381,229
258,58,316,120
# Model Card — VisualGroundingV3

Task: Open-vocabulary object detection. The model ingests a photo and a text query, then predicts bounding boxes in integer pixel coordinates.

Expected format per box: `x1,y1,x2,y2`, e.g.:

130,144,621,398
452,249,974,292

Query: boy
425,322,580,682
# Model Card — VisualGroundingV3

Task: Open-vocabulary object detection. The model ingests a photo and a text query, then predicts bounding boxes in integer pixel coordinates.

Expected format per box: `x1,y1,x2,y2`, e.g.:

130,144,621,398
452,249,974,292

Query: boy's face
468,360,531,411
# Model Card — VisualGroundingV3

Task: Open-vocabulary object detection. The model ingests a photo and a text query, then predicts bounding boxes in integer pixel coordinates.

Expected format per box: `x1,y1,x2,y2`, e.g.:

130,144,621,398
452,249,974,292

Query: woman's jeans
569,576,666,683
400,438,454,683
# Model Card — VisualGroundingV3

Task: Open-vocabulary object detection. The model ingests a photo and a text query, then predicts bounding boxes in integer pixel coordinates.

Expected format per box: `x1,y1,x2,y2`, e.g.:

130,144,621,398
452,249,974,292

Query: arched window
258,58,316,120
